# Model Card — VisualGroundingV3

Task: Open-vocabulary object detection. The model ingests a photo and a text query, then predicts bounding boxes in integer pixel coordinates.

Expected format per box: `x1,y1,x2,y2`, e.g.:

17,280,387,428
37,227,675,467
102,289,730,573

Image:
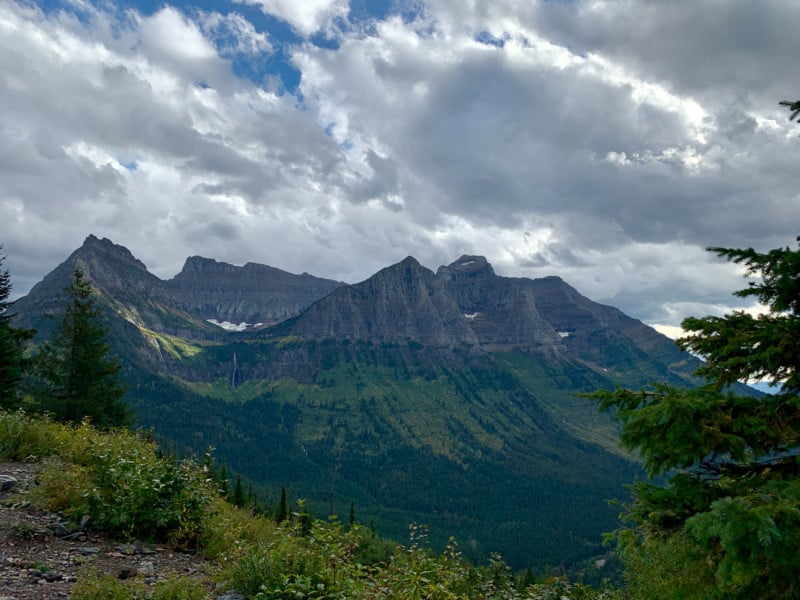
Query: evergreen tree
246,482,256,509
33,268,129,427
219,465,230,498
349,500,356,528
275,485,288,523
593,240,800,599
0,247,28,409
295,498,312,537
233,474,245,508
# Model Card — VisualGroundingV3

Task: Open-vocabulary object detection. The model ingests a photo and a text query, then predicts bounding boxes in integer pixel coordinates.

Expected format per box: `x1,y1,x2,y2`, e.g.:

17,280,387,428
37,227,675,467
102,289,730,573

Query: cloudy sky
2,0,799,334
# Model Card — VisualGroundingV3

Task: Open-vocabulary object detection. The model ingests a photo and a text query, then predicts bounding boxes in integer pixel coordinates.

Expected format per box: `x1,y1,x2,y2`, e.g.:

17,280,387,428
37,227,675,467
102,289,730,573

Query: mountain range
12,234,702,572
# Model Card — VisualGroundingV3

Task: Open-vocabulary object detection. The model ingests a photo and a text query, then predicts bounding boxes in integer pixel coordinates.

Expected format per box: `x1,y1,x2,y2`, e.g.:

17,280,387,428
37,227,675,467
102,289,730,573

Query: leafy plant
0,411,213,543
70,571,145,600
69,571,208,600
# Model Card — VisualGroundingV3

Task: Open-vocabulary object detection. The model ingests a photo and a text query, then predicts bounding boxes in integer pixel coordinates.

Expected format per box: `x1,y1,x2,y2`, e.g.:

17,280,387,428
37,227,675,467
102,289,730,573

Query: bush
0,410,213,544
70,571,145,600
69,571,209,600
0,409,61,459
151,575,210,600
199,497,278,560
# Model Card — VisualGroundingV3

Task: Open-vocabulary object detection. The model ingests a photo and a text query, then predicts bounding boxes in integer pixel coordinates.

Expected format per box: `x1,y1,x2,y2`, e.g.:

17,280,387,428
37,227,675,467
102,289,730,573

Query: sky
2,0,799,336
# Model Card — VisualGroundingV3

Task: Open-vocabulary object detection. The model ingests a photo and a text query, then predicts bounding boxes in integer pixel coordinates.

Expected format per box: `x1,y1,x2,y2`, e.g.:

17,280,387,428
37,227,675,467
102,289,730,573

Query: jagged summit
14,235,690,366
70,235,156,289
283,255,480,346
15,235,156,307
437,255,495,277
13,235,342,337
80,234,148,269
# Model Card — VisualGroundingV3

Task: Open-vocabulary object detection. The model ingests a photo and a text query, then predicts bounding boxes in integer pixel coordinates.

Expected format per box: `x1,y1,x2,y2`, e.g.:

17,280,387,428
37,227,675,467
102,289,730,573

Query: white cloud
3,0,799,334
138,7,217,62
197,11,272,57
233,0,348,35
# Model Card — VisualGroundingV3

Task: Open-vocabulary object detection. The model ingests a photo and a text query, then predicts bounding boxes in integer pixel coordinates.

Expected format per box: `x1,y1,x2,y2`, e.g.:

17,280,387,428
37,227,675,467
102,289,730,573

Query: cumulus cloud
233,0,348,35
2,0,799,333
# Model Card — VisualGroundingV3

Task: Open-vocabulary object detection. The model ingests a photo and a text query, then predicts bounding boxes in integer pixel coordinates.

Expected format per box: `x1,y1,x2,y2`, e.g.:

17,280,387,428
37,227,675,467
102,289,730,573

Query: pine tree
219,465,230,498
275,485,288,523
233,474,245,508
349,501,356,528
592,239,800,599
0,247,27,409
33,268,129,427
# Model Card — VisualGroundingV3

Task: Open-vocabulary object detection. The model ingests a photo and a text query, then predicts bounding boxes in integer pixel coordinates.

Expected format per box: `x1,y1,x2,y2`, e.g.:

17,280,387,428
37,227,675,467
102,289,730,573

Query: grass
179,377,274,402
139,327,208,360
70,571,209,600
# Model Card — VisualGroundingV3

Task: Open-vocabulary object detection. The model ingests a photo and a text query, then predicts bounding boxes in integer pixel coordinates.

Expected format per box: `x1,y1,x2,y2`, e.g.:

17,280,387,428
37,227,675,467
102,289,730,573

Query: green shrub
0,409,61,459
33,457,91,513
69,571,144,600
151,575,210,600
59,428,212,542
0,411,213,544
69,572,209,600
200,497,279,560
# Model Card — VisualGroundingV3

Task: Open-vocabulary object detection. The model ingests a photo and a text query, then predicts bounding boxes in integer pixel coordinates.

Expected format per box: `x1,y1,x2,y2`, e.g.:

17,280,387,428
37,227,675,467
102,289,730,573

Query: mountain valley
11,235,703,571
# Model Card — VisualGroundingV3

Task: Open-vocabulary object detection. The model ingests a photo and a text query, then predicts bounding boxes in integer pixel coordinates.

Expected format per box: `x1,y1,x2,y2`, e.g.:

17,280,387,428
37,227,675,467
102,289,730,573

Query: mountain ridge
10,234,702,570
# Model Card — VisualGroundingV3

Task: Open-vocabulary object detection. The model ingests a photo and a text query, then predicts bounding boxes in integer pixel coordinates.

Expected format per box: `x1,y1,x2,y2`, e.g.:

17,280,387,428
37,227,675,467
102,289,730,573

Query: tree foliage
275,485,288,524
33,268,129,427
779,99,800,123
593,240,800,599
0,247,32,410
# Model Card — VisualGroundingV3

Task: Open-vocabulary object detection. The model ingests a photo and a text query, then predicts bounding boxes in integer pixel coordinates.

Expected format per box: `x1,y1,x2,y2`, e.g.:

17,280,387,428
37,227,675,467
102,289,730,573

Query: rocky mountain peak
437,255,495,280
75,234,154,283
79,234,148,270
69,235,157,293
163,256,343,327
283,256,479,346
174,256,231,276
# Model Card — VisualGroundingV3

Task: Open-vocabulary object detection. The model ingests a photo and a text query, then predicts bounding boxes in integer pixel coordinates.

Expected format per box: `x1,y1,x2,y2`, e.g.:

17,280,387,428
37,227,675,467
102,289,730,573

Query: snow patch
207,319,253,332
557,331,571,338
463,313,479,320
460,260,475,266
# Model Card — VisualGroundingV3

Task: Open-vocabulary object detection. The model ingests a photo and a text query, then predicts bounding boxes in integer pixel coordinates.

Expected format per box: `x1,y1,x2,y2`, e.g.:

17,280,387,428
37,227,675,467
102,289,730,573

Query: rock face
11,235,172,338
161,257,343,327
437,256,564,354
12,235,158,307
12,236,343,337
524,274,686,369
13,236,689,370
437,255,687,367
285,257,479,346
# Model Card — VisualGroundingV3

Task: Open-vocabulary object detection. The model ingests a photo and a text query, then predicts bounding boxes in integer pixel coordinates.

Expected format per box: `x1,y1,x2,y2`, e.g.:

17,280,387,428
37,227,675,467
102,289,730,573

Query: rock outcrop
161,256,343,327
437,256,564,354
284,257,479,346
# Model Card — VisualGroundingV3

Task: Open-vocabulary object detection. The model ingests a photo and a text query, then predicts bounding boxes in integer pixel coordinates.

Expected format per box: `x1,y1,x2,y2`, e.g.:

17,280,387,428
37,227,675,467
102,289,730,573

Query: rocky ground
0,460,241,600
